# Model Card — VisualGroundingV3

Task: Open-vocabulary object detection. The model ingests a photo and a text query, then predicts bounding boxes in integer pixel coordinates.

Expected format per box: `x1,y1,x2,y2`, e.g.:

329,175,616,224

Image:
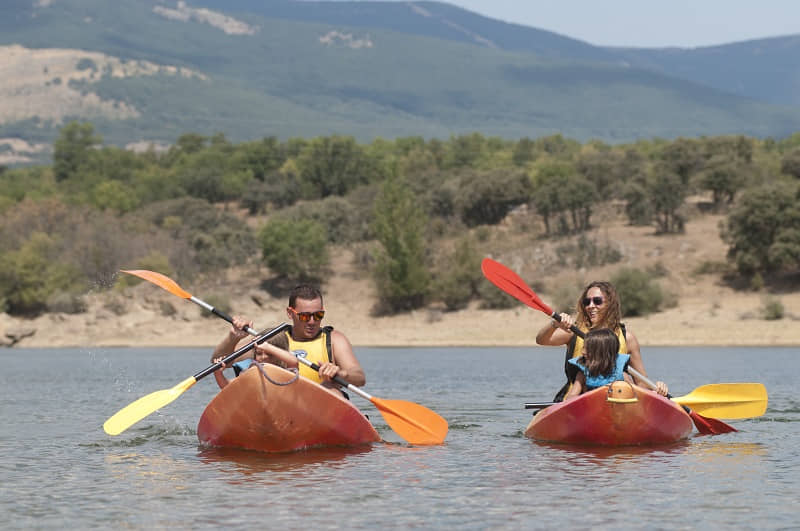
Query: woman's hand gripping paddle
480,258,746,435
114,270,448,445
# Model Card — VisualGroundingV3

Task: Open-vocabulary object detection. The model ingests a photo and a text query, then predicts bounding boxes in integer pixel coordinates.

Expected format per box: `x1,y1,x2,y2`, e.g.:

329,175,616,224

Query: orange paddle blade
371,397,448,445
121,269,192,299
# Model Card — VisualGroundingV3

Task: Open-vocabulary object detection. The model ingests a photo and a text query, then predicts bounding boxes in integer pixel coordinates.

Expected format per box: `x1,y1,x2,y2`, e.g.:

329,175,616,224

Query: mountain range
2,0,800,165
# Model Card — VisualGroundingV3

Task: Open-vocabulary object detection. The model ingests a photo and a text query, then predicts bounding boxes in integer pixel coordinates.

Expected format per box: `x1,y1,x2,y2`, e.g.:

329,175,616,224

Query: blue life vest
232,358,255,376
567,353,631,390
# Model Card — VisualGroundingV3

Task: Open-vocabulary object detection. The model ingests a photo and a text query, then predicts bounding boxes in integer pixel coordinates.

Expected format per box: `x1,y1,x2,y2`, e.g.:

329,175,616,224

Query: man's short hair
289,284,323,307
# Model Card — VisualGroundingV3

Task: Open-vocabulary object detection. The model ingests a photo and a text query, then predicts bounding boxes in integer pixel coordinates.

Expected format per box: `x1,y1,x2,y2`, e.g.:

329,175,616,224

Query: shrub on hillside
611,268,664,317
371,175,430,313
259,217,329,282
431,237,483,311
761,296,785,320
0,232,85,316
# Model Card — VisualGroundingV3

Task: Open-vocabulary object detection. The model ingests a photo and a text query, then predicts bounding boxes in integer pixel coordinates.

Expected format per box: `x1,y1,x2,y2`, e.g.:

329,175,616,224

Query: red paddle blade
689,410,737,435
480,258,554,315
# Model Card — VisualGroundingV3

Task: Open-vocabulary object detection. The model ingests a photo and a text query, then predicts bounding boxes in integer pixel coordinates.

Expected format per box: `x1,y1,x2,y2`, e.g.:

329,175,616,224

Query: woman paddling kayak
535,280,667,401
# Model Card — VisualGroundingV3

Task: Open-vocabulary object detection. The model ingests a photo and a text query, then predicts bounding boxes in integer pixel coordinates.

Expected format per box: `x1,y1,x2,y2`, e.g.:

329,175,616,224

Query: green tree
431,235,483,311
371,174,430,313
780,147,800,179
648,167,687,233
611,268,664,317
530,162,568,235
453,169,530,227
722,182,800,275
295,136,371,198
623,181,652,226
512,137,537,167
232,136,285,181
696,155,748,209
530,161,595,235
659,137,704,182
443,133,486,169
0,232,84,316
53,121,102,182
258,218,329,282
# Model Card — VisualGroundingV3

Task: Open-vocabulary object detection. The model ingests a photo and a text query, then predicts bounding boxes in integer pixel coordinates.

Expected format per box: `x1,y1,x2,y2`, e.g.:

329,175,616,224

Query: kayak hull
524,382,693,446
197,364,381,452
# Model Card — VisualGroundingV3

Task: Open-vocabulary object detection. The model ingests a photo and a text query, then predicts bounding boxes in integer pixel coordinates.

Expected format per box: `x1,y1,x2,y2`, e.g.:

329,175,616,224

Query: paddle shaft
523,367,654,411
525,402,556,410
187,295,260,336
196,323,290,381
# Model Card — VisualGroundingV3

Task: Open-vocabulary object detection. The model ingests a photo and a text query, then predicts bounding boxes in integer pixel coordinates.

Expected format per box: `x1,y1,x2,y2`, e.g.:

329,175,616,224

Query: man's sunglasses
582,296,605,307
289,307,325,322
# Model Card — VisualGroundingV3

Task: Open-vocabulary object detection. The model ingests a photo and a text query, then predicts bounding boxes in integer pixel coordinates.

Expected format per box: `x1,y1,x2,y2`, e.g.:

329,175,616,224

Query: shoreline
3,298,798,349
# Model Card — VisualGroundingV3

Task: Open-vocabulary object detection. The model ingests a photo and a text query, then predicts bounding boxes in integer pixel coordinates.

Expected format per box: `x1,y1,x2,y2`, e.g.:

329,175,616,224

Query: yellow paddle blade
103,376,197,435
121,269,192,299
371,397,448,445
673,383,768,419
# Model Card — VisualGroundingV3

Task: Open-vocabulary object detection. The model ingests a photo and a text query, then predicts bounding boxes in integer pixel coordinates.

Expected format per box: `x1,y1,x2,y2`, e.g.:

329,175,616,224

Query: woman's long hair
580,328,620,377
575,281,621,332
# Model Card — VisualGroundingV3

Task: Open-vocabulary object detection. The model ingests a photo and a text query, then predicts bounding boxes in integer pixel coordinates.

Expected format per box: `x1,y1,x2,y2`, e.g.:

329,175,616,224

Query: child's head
581,328,620,377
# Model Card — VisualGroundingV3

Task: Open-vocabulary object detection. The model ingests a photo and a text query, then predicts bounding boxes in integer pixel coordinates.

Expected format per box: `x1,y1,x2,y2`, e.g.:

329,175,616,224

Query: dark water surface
1,346,797,529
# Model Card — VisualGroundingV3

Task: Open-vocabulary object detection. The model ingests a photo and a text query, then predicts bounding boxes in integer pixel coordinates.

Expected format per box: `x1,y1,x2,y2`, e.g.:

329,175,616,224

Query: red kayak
525,381,694,446
197,363,381,452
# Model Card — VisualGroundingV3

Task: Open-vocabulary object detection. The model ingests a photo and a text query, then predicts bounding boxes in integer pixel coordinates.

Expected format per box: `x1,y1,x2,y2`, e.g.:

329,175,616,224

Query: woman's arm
535,312,575,346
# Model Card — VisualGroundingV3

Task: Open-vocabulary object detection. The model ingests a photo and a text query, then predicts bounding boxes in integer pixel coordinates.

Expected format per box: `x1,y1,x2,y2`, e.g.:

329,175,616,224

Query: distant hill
2,0,800,165
613,36,800,106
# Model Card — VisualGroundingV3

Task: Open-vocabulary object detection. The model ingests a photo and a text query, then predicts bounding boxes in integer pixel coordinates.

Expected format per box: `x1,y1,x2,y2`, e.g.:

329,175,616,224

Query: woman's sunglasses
582,296,605,307
289,307,325,322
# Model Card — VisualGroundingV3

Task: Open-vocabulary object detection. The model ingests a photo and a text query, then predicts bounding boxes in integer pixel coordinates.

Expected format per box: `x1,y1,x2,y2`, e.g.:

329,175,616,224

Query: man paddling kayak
535,280,667,401
211,284,366,395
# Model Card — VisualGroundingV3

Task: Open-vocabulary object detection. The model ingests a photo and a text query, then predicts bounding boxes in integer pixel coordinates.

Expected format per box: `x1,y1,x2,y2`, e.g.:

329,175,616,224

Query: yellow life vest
570,326,628,360
284,326,333,384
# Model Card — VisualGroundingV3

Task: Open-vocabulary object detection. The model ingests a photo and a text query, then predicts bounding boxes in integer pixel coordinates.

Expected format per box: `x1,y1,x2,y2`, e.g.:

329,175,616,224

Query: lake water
1,346,797,529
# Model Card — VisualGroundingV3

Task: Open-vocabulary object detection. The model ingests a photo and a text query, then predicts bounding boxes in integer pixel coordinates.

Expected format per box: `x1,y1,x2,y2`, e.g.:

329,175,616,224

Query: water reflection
196,444,375,481
533,439,692,459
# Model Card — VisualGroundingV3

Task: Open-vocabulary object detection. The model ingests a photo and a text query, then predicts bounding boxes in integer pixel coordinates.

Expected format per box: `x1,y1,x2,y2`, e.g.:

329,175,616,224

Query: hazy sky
435,0,800,48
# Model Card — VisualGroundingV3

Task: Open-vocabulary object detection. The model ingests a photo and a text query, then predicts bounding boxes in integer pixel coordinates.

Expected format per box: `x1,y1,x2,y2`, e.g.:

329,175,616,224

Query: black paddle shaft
549,312,587,339
194,323,291,381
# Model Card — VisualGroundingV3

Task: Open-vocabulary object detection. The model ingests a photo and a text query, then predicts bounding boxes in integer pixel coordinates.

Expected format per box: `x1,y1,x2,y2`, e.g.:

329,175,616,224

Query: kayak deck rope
255,362,300,386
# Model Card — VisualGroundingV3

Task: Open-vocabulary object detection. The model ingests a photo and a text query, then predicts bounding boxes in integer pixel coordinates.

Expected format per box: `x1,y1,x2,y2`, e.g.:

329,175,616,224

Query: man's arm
329,330,365,386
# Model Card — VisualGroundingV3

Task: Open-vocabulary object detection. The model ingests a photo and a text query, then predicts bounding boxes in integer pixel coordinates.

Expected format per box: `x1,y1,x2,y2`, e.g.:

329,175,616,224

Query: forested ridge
1,122,799,322
5,0,800,164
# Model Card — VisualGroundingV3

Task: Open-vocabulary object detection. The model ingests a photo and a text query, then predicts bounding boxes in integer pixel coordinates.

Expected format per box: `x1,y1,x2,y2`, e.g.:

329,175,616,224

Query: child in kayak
212,317,299,389
563,328,668,400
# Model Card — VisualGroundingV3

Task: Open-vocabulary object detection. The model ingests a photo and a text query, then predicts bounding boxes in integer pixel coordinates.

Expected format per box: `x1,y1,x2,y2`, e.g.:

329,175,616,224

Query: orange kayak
524,381,693,446
197,364,381,452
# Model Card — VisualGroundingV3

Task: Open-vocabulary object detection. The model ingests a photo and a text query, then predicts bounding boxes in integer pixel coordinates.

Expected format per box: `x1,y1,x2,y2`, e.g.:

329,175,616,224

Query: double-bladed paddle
103,323,289,436
109,269,448,445
480,257,763,435
524,380,767,419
